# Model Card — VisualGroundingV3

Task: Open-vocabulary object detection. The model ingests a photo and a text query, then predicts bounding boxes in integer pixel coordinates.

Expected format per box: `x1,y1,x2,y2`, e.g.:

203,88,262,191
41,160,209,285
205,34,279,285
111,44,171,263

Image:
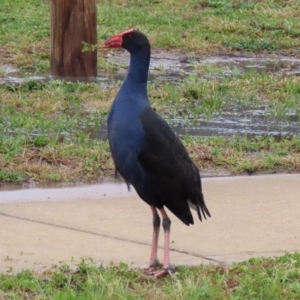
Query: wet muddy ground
1,51,300,140
98,52,300,140
105,50,300,79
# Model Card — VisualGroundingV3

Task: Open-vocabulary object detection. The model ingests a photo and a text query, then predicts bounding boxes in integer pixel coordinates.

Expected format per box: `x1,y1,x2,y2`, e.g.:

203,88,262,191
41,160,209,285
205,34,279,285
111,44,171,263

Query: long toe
148,266,176,278
141,259,162,274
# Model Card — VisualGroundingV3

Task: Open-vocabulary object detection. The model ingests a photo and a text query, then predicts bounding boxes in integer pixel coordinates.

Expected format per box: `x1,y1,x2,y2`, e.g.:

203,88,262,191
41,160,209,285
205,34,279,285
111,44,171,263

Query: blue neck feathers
119,49,150,100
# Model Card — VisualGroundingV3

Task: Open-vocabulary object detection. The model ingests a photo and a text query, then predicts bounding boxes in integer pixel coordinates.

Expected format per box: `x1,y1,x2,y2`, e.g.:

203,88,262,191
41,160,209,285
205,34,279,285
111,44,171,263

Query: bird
103,29,211,277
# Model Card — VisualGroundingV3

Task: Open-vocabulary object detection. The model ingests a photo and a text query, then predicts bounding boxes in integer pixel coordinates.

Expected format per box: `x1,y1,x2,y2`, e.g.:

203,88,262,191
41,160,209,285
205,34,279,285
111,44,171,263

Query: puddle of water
1,174,298,201
91,51,300,140
176,106,300,139
3,52,299,85
1,53,300,140
106,51,300,79
199,55,300,76
0,181,129,203
89,104,300,142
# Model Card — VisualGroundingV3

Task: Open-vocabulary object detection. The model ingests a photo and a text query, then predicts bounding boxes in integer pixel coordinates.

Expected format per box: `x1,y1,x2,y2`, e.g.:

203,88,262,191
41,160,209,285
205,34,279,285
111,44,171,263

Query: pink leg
142,206,161,273
151,208,174,278
149,206,161,267
160,208,171,269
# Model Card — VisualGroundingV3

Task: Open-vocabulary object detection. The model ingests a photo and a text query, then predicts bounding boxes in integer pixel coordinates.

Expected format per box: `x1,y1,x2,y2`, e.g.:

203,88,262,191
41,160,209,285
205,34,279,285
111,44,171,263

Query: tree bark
50,0,97,78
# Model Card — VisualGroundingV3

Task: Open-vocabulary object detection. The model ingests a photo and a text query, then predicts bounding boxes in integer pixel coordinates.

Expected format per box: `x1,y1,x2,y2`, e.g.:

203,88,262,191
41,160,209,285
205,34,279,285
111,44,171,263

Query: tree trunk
50,0,97,79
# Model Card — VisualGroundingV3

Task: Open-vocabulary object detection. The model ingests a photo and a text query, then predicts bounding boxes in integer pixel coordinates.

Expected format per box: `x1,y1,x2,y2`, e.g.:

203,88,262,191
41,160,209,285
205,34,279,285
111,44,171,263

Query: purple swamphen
104,29,211,277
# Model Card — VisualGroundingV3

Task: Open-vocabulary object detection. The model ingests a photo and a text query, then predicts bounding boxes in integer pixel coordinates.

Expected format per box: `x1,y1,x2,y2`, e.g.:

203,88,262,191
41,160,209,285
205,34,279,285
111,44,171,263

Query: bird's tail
188,190,211,222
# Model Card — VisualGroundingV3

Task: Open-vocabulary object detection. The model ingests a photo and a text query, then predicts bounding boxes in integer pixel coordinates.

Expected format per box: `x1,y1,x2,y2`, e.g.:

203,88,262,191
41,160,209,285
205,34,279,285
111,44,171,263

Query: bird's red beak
103,34,123,48
103,29,134,48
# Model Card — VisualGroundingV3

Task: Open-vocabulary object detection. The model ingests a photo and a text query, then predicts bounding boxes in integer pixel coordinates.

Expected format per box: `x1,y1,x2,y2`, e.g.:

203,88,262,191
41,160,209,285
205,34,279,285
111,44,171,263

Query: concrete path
0,174,299,273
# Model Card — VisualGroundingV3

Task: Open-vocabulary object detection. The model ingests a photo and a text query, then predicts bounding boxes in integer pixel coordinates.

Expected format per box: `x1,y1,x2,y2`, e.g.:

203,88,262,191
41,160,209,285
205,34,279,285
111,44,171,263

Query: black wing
138,107,211,225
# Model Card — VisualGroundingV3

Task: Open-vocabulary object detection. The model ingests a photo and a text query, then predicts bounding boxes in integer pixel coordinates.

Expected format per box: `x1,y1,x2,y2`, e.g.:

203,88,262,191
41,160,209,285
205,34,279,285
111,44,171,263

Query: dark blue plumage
104,29,211,275
107,39,150,197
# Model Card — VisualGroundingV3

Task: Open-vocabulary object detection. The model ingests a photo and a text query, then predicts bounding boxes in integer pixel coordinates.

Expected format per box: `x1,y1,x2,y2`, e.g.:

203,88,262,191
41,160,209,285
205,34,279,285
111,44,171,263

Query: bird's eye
128,34,131,38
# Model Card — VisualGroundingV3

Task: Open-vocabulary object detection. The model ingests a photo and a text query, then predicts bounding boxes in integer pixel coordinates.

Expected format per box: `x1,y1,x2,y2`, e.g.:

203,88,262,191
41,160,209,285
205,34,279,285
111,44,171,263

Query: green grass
1,129,300,183
1,2,299,296
0,76,299,183
1,0,300,70
0,1,300,184
188,135,300,174
153,70,300,120
1,71,300,135
1,253,300,299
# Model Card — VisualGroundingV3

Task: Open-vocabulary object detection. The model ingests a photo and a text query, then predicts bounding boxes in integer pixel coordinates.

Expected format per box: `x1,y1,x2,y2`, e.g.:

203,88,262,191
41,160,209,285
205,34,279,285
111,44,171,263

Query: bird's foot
144,264,175,279
141,259,162,274
147,265,176,279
